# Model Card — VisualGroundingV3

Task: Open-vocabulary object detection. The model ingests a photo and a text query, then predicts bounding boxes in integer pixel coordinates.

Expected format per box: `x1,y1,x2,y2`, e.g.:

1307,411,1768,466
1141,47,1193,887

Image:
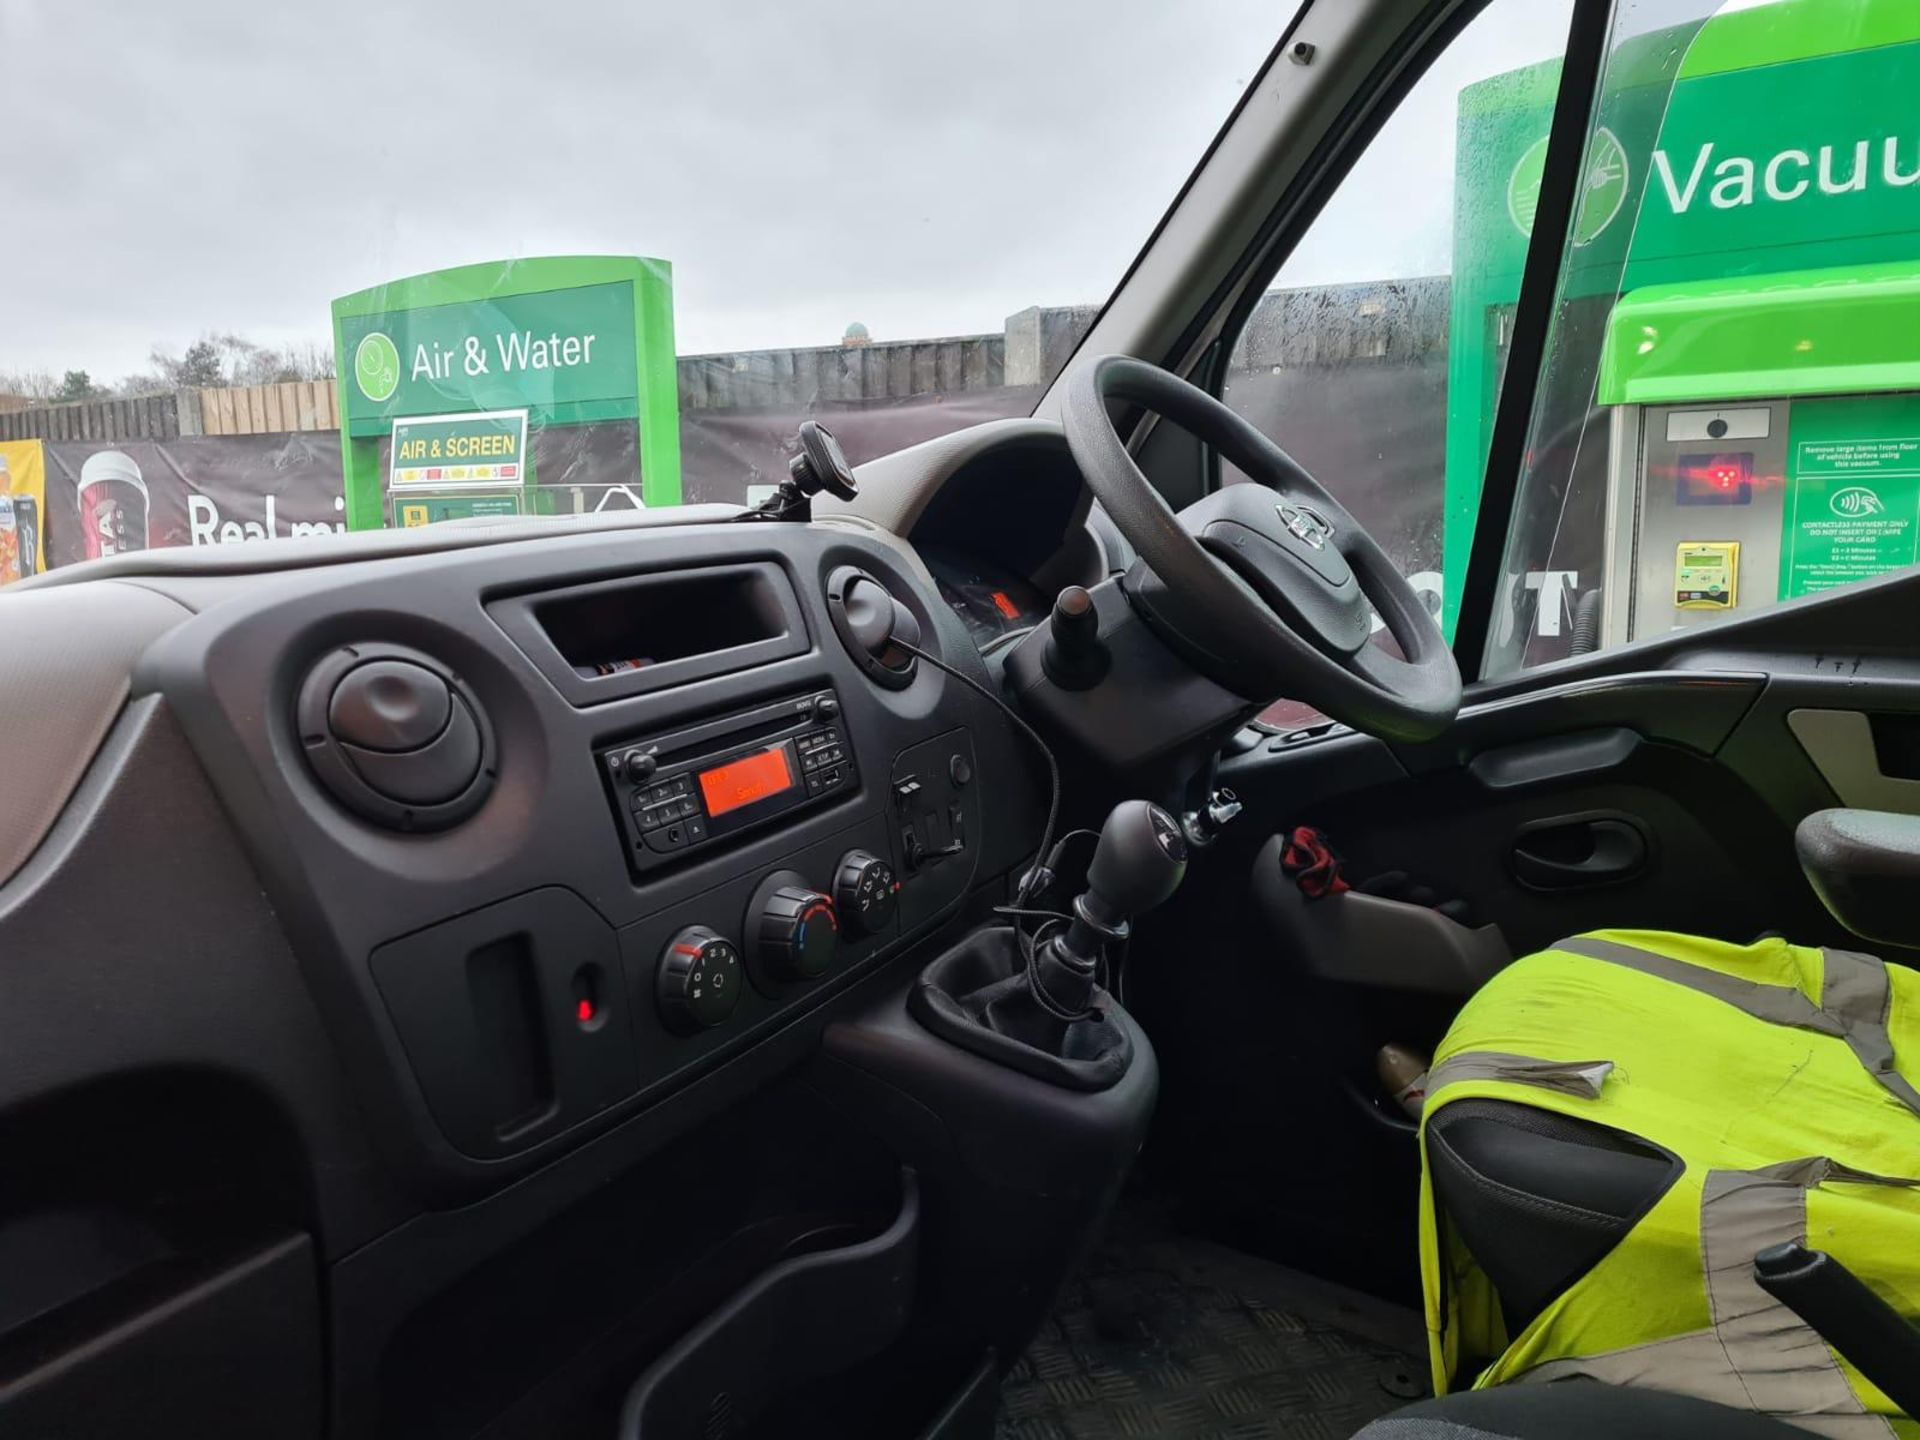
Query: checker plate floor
995,1231,1427,1440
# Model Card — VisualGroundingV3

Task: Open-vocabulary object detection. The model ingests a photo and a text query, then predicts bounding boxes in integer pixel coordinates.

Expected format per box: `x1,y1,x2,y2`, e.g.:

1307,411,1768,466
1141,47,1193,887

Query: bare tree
142,333,336,390
0,368,60,402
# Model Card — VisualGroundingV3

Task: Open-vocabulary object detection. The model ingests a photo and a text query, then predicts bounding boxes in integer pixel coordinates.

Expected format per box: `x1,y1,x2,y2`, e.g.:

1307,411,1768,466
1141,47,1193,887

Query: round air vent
296,644,496,830
825,565,921,690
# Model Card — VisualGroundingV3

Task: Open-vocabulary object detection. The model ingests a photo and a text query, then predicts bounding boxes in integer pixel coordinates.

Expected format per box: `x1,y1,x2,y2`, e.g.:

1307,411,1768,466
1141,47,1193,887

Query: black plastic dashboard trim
128,521,1034,1199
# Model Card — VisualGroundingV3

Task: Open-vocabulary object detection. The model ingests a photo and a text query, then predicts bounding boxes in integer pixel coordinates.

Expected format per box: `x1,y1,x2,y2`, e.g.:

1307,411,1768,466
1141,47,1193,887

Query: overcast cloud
4,0,1569,382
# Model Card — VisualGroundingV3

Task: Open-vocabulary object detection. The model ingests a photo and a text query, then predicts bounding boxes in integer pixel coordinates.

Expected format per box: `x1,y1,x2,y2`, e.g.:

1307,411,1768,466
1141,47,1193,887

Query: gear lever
1030,800,1189,1016
911,799,1187,1088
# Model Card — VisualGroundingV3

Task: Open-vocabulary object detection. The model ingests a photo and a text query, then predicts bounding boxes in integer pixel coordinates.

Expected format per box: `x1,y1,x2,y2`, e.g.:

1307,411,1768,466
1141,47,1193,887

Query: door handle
1510,815,1648,891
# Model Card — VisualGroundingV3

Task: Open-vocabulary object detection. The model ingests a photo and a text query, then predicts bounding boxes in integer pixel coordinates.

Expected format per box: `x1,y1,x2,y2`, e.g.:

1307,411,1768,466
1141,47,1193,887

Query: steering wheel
1064,355,1461,742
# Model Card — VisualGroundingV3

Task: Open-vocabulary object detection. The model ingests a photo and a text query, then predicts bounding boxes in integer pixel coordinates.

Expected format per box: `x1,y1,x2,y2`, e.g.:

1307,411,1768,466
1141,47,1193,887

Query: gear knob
1038,800,1189,1015
1081,800,1189,930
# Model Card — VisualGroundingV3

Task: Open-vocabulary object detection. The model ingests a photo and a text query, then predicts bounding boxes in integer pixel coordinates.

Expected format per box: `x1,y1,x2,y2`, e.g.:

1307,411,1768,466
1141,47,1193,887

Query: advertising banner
0,439,48,584
38,434,348,568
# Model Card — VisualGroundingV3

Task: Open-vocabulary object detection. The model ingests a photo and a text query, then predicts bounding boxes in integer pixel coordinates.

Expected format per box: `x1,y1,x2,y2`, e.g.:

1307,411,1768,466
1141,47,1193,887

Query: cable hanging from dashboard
890,641,1059,910
887,640,1111,1021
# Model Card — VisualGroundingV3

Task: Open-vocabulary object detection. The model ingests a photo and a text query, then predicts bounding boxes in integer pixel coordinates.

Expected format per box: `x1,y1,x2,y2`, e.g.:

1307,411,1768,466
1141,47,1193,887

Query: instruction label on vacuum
1780,395,1920,599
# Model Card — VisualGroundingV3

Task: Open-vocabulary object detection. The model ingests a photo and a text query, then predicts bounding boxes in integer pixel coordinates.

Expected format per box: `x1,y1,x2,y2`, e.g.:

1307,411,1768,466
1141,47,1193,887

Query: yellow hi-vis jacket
1420,929,1920,1439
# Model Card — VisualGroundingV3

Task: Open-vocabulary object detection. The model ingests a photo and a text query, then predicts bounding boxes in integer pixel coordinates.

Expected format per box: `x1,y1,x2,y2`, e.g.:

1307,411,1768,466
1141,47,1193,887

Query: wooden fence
187,380,339,436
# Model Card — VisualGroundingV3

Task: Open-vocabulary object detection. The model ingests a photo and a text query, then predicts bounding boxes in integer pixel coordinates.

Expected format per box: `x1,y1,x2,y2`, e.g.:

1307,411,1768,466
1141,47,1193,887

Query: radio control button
645,822,689,853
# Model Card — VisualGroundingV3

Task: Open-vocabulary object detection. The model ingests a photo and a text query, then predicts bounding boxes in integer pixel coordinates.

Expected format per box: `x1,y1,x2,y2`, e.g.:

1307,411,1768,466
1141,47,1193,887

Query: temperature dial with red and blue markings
753,882,839,982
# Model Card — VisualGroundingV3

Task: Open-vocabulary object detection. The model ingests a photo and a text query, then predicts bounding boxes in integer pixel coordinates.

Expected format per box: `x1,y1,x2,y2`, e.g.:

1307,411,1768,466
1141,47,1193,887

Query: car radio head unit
600,688,856,874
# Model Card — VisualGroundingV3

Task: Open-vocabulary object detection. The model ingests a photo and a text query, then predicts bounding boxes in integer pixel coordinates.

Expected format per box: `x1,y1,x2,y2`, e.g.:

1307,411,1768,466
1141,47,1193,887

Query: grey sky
5,0,1567,383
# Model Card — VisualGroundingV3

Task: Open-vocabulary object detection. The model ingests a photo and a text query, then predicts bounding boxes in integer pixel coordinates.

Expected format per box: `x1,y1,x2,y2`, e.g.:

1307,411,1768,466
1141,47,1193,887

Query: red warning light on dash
697,745,796,818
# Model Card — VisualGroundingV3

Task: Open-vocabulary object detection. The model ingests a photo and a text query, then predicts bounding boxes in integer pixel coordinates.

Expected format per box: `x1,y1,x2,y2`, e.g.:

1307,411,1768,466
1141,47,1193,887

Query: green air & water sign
338,282,639,428
331,256,680,530
1781,394,1920,598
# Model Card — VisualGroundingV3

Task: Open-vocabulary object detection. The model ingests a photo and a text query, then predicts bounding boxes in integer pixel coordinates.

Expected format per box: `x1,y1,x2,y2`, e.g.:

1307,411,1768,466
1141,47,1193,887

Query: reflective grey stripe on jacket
1552,936,1920,1122
1515,1157,1920,1440
1425,1051,1614,1102
1820,949,1920,1121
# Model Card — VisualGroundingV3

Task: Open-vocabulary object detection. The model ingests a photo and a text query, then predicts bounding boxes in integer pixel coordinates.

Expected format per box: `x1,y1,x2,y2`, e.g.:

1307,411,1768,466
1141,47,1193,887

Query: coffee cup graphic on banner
77,450,150,560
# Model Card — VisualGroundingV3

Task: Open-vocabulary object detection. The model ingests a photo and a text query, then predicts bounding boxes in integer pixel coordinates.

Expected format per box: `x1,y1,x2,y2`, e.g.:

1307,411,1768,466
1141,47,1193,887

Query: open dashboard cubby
488,560,809,705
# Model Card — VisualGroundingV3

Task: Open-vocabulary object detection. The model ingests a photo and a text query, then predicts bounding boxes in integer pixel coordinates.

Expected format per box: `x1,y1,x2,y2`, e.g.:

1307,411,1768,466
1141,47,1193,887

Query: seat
1354,1383,1818,1440
1415,927,1920,1434
1424,1096,1679,1333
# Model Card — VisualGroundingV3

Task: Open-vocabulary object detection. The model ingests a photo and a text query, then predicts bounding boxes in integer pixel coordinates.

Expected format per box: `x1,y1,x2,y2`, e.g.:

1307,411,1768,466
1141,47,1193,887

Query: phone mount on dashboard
736,420,859,524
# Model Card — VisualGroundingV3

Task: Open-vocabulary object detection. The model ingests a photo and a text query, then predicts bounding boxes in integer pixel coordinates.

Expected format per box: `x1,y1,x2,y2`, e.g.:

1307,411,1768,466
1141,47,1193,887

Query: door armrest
1795,808,1920,949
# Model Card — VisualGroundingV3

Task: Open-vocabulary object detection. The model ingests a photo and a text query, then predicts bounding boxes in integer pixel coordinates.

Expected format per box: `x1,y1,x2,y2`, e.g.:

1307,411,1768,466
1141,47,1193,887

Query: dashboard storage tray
487,560,809,706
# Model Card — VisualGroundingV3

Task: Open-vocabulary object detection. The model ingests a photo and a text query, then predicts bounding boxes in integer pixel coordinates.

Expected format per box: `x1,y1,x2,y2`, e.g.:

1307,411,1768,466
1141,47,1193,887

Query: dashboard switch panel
888,729,982,935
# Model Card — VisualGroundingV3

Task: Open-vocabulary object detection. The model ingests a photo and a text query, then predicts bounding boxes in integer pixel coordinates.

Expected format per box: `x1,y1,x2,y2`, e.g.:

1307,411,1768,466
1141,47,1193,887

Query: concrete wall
0,277,1451,446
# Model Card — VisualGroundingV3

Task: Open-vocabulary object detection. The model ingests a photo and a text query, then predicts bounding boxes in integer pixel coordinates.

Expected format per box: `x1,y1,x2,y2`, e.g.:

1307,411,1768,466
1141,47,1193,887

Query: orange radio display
697,745,795,818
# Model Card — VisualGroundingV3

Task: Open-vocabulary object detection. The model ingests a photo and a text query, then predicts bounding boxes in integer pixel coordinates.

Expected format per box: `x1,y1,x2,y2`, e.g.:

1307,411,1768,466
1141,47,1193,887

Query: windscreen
0,0,1297,577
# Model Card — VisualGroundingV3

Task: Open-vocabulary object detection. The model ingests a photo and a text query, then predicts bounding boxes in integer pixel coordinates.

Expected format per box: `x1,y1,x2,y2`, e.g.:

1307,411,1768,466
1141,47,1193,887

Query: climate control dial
750,875,839,982
834,850,898,937
656,926,743,1034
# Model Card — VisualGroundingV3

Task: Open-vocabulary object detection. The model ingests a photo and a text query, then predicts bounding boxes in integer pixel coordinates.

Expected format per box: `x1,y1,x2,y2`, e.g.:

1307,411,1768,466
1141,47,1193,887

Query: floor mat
996,1230,1428,1440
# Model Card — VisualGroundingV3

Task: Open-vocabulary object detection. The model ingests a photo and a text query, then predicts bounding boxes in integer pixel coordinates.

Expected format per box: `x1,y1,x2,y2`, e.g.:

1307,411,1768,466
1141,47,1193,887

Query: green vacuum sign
1627,39,1920,277
1505,128,1630,244
331,256,680,529
1443,0,1920,629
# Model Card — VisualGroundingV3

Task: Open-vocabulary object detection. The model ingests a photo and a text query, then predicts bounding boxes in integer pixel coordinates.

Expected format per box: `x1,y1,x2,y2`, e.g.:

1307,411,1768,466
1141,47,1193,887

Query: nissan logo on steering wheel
1277,500,1335,550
